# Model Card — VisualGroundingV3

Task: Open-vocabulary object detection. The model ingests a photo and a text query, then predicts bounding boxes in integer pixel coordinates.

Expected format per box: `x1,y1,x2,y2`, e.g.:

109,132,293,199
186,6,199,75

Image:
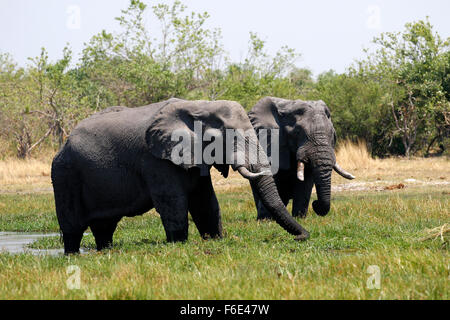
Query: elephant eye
298,108,306,116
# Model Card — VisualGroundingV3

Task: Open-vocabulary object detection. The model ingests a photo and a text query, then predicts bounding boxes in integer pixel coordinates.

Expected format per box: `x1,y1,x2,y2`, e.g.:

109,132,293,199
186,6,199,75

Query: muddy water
0,232,64,256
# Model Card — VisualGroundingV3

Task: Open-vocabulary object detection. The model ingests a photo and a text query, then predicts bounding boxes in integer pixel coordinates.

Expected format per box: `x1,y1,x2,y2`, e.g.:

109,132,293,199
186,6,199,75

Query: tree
288,67,315,97
358,19,450,157
29,47,87,148
310,70,383,151
0,47,90,158
214,32,301,109
80,0,225,106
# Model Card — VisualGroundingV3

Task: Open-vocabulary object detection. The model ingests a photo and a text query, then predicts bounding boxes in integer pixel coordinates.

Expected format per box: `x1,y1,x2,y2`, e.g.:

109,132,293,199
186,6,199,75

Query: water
0,232,64,256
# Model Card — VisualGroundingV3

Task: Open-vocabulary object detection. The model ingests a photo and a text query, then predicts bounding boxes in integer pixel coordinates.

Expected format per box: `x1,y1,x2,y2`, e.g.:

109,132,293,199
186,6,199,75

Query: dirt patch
0,187,53,195
332,180,450,193
384,183,406,191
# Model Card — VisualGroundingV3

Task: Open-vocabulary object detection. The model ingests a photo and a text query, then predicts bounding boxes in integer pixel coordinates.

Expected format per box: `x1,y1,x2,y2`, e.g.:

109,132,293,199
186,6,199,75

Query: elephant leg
54,175,86,255
188,176,222,239
153,194,189,243
143,157,190,243
90,218,120,251
292,167,314,218
279,187,291,207
62,231,84,255
251,182,272,220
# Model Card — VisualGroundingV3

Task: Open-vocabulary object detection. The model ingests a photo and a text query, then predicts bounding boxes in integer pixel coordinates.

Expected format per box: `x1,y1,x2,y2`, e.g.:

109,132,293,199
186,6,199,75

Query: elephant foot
95,238,113,251
292,210,308,219
63,232,84,255
90,218,119,251
92,228,114,251
201,232,223,240
166,229,188,243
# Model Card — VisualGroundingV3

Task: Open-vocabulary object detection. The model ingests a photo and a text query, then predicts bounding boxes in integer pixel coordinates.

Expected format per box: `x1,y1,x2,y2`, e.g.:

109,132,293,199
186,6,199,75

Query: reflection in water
0,232,64,256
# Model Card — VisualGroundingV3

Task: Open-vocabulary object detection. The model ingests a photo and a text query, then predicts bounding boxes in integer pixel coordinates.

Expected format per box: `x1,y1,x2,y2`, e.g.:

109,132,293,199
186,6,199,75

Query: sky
0,0,449,76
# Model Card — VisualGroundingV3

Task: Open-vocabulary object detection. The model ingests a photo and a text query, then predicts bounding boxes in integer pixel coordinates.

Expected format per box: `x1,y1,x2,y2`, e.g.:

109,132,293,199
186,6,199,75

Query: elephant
248,97,355,220
51,98,310,254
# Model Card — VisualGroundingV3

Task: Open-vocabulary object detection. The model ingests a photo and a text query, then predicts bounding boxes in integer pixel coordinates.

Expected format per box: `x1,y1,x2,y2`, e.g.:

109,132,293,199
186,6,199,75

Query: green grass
0,186,448,300
0,194,59,232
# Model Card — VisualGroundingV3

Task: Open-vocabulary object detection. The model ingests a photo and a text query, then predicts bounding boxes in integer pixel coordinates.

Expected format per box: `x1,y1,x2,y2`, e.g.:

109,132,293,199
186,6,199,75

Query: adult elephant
52,98,310,254
248,97,355,220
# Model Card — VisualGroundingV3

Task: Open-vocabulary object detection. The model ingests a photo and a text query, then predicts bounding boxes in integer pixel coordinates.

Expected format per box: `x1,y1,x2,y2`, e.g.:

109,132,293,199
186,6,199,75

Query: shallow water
0,232,63,256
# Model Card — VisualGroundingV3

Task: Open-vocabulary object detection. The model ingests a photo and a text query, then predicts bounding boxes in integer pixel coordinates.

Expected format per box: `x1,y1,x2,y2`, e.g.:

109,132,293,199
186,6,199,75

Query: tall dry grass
336,140,375,170
0,158,52,192
335,140,450,182
0,140,448,192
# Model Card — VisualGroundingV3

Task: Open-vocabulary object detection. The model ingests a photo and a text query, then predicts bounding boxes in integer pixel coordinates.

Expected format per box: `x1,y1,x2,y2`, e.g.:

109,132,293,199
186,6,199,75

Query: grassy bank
0,185,448,299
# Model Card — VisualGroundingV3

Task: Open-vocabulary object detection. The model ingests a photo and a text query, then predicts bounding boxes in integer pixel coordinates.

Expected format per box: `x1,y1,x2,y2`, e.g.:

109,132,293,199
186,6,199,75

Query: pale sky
0,0,449,76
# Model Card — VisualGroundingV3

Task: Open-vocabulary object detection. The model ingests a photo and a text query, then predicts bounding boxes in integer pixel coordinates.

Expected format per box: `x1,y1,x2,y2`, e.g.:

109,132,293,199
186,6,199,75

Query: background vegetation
0,0,449,159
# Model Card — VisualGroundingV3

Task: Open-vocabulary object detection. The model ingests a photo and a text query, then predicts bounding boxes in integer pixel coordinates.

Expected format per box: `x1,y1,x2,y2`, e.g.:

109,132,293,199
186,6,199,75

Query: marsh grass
0,185,448,300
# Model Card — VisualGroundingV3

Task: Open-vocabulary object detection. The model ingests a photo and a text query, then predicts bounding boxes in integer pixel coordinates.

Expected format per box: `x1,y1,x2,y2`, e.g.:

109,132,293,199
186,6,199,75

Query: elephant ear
145,100,205,171
145,99,230,176
248,97,291,170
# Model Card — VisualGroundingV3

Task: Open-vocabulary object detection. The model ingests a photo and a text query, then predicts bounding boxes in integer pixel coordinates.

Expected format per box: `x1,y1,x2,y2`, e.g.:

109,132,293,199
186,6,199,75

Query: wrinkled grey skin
52,98,309,254
249,97,353,220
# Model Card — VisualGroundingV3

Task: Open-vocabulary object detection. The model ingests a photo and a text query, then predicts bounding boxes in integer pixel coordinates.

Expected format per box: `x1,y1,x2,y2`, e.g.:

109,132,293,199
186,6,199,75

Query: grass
1,140,448,194
0,158,52,194
334,140,450,183
0,141,448,299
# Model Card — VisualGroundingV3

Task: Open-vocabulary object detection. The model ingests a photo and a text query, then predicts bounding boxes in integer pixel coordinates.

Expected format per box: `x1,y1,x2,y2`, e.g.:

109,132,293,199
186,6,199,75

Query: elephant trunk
297,142,334,217
250,175,310,240
311,166,332,216
234,133,309,240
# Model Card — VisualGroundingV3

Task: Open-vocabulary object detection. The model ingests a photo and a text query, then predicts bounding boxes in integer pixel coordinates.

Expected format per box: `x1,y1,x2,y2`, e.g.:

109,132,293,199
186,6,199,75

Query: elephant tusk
297,161,305,181
237,167,271,180
333,163,355,180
